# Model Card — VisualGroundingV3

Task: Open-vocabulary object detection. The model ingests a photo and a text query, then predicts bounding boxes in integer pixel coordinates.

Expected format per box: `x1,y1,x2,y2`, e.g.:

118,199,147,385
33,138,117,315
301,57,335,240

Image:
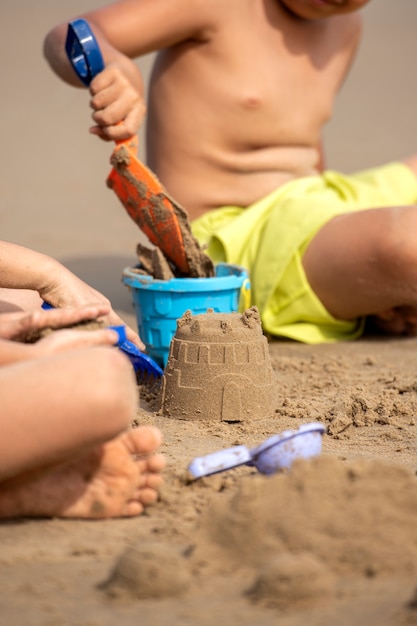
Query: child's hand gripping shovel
65,19,214,278
41,302,163,385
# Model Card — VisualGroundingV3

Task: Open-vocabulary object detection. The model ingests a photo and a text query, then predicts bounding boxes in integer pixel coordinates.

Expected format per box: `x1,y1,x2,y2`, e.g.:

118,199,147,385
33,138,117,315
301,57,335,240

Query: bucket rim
121,262,248,291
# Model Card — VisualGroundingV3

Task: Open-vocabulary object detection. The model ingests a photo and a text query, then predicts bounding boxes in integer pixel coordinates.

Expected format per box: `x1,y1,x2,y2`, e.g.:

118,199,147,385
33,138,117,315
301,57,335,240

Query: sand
1,1,417,624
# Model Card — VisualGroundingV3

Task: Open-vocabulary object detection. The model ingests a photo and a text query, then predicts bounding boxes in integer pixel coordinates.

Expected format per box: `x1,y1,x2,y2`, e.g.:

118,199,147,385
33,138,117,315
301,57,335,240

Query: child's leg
0,346,137,480
302,204,417,326
0,347,165,518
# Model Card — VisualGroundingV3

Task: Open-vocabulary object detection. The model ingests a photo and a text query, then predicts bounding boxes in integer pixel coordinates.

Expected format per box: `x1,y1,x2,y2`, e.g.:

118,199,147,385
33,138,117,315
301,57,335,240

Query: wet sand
1,1,417,624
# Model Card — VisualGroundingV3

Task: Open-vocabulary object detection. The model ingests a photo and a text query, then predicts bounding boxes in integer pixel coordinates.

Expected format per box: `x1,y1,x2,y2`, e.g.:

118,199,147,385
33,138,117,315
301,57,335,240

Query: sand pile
192,454,417,609
99,454,417,616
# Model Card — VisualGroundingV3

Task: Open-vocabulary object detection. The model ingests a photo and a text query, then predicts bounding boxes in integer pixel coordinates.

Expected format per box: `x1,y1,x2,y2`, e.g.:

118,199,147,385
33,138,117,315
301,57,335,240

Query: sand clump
246,552,336,609
101,452,417,617
194,455,417,579
161,307,276,421
103,542,192,600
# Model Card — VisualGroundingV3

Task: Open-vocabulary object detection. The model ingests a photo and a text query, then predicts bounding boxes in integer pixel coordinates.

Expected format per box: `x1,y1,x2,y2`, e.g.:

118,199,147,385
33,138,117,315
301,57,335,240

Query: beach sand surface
1,1,417,624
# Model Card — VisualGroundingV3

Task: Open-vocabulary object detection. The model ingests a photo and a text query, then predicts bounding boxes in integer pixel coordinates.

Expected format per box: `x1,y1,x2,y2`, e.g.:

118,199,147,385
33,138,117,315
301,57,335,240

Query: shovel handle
65,19,105,86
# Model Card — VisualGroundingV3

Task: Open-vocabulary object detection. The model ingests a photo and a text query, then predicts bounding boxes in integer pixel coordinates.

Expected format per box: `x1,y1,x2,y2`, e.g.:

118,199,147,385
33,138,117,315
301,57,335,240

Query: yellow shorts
191,163,417,343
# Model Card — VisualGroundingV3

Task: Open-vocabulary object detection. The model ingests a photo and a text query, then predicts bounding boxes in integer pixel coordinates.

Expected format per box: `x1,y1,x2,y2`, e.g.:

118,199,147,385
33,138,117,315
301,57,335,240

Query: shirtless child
44,0,417,342
0,241,164,519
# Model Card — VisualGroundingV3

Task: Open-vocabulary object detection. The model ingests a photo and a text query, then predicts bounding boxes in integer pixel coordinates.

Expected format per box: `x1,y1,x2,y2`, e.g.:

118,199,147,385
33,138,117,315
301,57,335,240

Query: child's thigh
0,348,131,480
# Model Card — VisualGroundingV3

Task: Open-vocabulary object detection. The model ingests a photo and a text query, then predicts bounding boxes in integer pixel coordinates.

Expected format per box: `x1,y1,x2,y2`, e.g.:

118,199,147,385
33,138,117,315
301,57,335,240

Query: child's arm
43,0,217,141
44,19,145,142
0,241,111,311
0,241,144,348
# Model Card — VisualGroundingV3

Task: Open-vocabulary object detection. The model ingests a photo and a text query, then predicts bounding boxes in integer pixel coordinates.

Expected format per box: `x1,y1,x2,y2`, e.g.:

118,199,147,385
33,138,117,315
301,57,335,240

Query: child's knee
377,206,417,272
89,347,138,431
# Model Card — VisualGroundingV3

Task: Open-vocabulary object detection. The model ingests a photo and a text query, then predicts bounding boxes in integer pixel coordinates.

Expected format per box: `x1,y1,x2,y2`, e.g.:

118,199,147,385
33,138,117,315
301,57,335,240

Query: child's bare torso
146,1,361,219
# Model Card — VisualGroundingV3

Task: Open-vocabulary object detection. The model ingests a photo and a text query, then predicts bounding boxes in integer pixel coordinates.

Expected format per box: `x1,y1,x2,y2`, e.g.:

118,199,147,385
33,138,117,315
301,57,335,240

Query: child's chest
219,17,356,141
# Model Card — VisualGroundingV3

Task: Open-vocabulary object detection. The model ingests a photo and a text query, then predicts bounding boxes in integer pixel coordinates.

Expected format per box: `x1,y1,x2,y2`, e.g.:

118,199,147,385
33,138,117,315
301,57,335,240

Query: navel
241,94,263,110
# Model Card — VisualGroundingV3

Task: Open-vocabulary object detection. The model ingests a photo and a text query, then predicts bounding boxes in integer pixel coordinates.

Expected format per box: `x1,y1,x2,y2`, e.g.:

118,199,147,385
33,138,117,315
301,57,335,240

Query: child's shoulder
322,11,363,57
332,11,363,37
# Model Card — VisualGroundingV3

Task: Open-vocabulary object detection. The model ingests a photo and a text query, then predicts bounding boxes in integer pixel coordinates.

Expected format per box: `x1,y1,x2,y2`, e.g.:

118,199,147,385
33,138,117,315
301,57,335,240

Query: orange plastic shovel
65,19,213,277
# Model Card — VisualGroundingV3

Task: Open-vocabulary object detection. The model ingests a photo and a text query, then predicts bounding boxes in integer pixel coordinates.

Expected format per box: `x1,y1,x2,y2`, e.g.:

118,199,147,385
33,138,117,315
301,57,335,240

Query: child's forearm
0,241,60,294
0,241,103,310
0,240,112,311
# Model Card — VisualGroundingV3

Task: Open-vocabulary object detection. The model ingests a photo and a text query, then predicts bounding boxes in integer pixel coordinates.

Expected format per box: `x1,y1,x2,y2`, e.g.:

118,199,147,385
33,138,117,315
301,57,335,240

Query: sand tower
160,307,276,421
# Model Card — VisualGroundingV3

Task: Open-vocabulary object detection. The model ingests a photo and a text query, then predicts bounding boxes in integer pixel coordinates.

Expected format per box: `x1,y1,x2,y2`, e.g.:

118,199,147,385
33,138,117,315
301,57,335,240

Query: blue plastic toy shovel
107,325,164,382
188,422,326,479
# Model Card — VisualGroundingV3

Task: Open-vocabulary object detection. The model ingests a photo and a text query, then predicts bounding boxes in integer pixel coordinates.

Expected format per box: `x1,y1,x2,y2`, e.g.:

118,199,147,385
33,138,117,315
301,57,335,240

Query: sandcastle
160,307,276,421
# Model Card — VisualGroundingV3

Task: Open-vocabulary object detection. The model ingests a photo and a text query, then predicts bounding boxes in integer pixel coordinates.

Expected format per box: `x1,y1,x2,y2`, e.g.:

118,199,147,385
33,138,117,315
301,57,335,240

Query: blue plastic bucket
122,262,251,367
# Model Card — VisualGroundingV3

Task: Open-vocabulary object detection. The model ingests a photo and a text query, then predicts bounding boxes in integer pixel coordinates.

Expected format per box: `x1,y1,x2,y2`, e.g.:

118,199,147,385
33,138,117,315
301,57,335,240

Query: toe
123,500,145,517
137,486,160,505
124,426,163,456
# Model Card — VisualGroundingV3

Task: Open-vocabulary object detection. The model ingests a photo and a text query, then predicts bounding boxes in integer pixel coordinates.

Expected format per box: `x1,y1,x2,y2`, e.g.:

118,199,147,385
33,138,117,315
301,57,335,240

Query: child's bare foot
0,426,165,519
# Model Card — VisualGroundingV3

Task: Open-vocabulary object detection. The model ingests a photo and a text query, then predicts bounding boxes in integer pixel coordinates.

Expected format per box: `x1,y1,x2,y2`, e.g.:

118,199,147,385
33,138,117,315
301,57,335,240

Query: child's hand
39,270,145,350
0,305,111,342
31,326,121,356
88,62,146,141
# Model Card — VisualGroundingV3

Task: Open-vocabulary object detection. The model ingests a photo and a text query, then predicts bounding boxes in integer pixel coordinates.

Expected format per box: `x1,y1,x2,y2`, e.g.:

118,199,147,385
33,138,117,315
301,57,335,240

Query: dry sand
1,1,417,624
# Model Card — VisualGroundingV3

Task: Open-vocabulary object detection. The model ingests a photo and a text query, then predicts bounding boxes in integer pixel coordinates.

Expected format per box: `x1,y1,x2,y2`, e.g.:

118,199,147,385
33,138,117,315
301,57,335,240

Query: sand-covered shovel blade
65,19,213,278
108,325,164,386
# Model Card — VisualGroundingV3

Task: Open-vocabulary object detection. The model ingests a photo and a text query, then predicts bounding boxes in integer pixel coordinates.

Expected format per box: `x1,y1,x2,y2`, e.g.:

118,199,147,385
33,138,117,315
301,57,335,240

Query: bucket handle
238,277,251,312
